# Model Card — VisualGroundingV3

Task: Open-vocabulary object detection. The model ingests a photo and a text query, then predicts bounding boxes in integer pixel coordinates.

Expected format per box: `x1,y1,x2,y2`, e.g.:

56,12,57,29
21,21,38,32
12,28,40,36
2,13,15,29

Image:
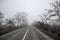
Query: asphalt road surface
0,26,54,40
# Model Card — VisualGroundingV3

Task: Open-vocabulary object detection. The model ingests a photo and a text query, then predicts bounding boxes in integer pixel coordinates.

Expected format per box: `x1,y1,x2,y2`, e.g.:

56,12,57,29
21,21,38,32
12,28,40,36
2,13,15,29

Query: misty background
0,0,59,24
0,0,60,40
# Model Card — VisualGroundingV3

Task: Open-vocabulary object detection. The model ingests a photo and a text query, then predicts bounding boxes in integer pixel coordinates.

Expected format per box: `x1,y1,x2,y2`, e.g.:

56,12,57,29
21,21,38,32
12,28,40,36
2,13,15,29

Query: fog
0,0,57,24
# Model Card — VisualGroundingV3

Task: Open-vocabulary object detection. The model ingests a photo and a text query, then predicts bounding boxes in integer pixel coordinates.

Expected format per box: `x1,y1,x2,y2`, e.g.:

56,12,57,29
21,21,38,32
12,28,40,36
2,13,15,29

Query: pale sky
0,0,58,24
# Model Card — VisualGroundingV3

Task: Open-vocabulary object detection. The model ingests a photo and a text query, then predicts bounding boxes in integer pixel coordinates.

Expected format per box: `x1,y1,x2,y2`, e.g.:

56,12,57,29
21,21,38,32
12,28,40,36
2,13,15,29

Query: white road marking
32,27,54,40
22,27,29,40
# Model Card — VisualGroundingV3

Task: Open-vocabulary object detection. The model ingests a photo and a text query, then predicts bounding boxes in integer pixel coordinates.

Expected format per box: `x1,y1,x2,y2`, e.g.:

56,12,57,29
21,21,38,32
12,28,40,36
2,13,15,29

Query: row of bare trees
39,1,60,33
0,11,28,28
0,12,4,27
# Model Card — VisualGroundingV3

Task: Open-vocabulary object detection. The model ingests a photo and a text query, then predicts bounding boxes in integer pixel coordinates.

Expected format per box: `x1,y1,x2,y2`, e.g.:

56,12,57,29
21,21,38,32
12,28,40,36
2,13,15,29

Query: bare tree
40,12,49,24
0,12,4,26
50,1,60,20
48,1,60,28
14,11,28,27
41,1,60,32
39,1,60,32
5,19,15,28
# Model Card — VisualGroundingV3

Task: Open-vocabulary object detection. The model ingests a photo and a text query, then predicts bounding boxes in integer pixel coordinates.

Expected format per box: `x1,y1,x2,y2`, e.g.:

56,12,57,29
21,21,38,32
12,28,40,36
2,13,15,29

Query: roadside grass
0,26,25,36
35,27,57,39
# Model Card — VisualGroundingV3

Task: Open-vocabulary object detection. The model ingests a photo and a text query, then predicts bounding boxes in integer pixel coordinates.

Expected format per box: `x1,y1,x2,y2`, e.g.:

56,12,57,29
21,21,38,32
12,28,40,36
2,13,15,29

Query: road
0,26,54,40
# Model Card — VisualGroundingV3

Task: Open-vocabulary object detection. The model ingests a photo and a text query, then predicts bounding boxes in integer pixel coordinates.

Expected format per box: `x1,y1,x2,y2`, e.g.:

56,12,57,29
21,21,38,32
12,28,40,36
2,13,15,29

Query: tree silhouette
14,11,28,27
0,12,4,26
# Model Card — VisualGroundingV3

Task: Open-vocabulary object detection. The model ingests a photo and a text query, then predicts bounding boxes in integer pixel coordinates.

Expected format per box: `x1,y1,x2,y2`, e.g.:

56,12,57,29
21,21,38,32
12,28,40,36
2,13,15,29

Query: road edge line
33,27,54,40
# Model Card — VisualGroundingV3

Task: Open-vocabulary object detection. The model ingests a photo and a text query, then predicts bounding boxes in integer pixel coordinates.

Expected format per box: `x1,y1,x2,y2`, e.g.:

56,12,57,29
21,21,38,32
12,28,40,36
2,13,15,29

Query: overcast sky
0,0,58,24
